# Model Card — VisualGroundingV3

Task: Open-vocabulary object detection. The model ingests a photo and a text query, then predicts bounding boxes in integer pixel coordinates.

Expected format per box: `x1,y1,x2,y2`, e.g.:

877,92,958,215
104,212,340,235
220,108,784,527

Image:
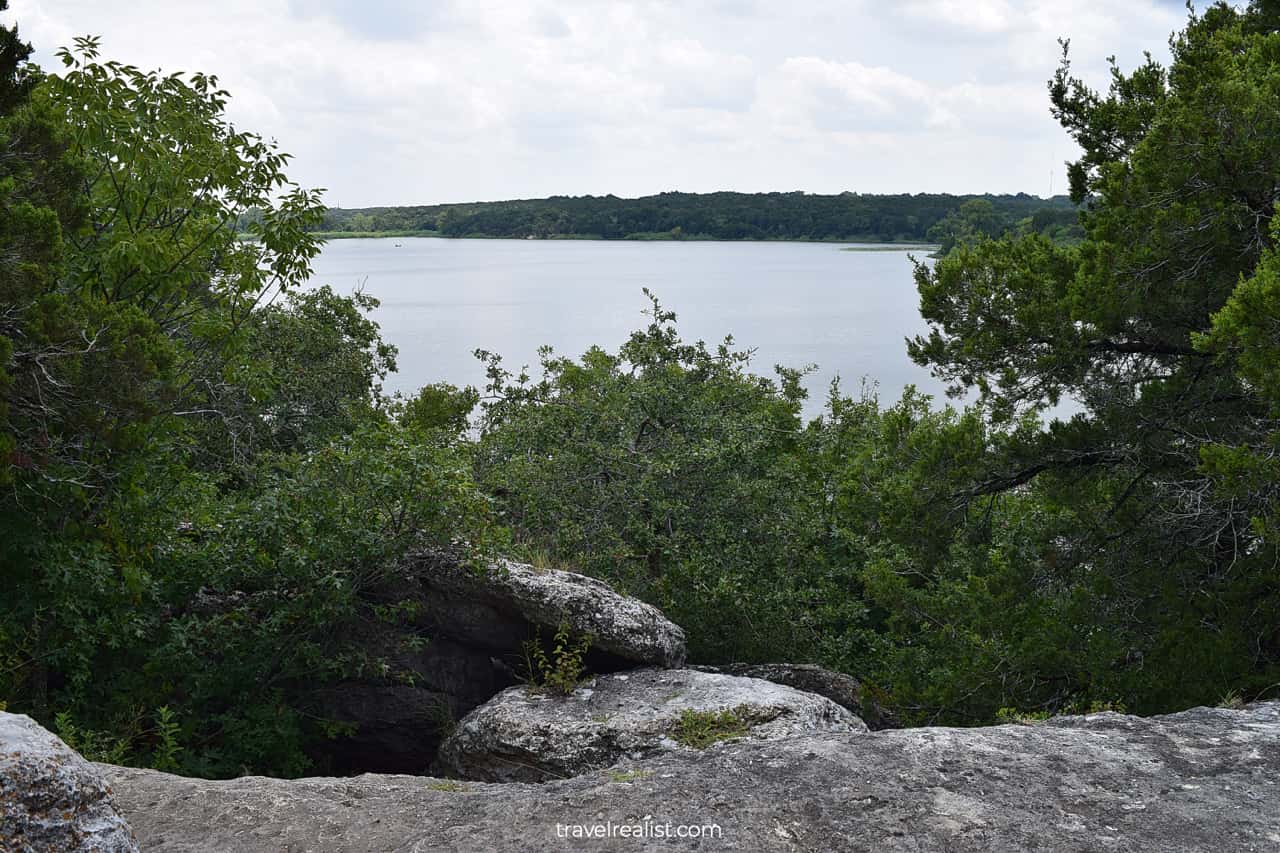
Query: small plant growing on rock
428,780,470,793
151,706,183,772
607,768,654,783
994,707,1051,726
522,622,592,696
671,706,752,749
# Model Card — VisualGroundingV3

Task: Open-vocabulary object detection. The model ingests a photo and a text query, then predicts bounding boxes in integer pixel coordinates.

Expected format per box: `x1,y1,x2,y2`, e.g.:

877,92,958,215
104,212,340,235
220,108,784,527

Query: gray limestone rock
418,556,687,668
102,702,1280,852
435,667,867,782
692,662,899,730
295,553,688,773
1,712,138,853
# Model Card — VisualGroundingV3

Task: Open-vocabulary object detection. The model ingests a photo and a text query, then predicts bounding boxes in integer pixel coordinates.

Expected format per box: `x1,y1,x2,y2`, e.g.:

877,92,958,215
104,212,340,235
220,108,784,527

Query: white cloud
7,0,1190,204
754,57,1051,141
656,39,756,111
893,0,1024,37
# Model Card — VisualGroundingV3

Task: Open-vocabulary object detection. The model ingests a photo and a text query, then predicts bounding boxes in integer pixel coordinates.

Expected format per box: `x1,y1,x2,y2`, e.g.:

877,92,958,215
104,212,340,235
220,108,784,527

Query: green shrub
522,622,592,696
994,708,1051,726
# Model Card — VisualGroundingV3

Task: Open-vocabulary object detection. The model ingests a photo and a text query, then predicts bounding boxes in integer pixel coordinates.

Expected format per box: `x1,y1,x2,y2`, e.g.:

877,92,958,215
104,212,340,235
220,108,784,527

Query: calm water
306,237,947,417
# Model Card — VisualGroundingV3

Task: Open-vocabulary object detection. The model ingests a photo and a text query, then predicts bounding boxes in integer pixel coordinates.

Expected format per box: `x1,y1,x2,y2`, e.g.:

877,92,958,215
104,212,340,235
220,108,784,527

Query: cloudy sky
9,0,1188,207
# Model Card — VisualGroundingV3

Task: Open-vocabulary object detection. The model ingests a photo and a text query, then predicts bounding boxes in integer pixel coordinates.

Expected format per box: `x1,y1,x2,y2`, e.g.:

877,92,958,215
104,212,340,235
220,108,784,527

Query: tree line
316,191,1081,244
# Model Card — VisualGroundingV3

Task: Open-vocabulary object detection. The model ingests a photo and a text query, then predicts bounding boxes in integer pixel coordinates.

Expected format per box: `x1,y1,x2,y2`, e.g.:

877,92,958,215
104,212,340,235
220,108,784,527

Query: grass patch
671,706,753,749
520,547,577,574
607,768,654,783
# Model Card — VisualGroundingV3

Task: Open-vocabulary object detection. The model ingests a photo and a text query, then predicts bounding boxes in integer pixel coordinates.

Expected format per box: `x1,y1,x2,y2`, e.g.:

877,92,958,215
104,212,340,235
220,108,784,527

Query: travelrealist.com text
555,820,723,840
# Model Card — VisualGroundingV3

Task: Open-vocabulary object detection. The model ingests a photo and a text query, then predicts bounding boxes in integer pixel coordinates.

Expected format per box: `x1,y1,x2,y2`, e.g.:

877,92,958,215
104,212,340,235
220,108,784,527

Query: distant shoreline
306,230,939,249
302,191,1077,246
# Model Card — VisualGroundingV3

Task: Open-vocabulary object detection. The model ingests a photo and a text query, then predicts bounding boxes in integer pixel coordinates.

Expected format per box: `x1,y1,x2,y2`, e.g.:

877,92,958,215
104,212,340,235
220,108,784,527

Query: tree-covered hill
317,191,1081,243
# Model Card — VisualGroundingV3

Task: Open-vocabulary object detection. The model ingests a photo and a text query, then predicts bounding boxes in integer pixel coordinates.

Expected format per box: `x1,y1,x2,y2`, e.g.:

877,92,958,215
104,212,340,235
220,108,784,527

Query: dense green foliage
475,292,850,663
5,1,1280,781
0,26,496,776
316,191,1078,243
904,0,1280,714
471,311,1076,719
925,197,1083,255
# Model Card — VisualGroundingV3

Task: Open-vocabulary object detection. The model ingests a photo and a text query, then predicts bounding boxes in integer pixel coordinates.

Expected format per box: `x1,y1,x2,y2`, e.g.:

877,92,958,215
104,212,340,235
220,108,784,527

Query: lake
306,237,948,418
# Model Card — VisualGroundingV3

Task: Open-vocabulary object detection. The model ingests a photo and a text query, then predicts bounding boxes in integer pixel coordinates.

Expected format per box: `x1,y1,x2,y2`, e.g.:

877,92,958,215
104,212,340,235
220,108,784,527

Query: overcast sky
9,0,1188,207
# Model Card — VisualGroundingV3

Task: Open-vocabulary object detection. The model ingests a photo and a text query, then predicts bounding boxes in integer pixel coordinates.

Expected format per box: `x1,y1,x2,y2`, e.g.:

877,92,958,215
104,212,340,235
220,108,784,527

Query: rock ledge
100,702,1280,852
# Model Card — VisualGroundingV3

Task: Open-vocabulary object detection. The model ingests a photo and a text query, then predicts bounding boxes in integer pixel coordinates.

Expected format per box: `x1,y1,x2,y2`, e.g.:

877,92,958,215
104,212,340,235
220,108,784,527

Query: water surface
307,237,948,417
